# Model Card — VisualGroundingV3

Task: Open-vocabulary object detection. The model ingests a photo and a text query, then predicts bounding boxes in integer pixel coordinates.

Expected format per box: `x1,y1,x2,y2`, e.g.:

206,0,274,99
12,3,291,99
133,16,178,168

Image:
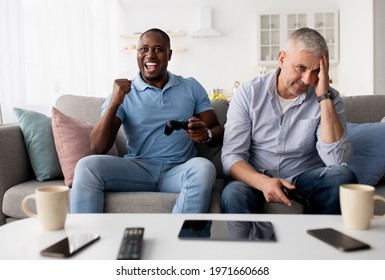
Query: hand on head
315,51,330,96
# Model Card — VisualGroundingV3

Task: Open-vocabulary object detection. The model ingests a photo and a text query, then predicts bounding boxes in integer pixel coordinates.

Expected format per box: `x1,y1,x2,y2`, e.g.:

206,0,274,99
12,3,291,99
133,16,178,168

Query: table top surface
0,213,384,260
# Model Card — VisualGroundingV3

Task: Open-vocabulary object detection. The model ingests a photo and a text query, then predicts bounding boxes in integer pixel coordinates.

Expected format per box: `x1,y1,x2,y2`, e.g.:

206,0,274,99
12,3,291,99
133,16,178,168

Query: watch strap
317,90,334,102
202,128,212,143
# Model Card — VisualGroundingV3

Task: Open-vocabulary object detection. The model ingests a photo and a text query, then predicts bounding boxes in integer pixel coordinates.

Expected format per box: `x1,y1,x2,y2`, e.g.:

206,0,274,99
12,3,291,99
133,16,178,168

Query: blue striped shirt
222,68,352,183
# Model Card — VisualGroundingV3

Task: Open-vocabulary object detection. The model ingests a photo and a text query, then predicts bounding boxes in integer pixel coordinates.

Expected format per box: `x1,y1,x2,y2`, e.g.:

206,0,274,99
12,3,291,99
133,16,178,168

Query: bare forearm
91,79,131,154
90,105,121,154
228,160,295,205
319,99,344,143
229,161,269,192
206,124,224,147
194,110,224,147
316,54,344,144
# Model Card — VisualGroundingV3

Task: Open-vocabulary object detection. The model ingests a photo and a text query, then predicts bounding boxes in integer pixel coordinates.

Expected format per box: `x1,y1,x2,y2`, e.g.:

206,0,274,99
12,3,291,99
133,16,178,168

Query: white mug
340,184,385,230
21,186,69,231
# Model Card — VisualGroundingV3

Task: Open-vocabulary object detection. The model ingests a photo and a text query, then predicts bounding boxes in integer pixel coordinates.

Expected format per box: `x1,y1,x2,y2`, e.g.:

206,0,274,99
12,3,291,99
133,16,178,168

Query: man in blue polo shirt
70,28,223,213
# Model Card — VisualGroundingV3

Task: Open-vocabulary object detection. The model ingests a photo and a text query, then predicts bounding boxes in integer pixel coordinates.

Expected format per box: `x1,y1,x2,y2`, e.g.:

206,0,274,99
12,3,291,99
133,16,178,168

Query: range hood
191,7,221,38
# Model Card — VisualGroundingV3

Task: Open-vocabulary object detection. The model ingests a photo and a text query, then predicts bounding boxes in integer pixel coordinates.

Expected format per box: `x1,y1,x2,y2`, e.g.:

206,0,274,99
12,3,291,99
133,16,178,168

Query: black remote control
117,227,144,260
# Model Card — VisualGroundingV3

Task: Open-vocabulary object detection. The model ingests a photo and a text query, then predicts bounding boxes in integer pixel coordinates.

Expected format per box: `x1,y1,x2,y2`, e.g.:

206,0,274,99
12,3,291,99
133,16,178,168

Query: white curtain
0,0,25,124
0,0,124,124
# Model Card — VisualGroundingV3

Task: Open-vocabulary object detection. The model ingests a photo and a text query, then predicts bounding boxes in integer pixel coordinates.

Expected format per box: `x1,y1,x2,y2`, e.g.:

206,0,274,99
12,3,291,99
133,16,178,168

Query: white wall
337,0,373,95
374,0,385,95
115,0,375,96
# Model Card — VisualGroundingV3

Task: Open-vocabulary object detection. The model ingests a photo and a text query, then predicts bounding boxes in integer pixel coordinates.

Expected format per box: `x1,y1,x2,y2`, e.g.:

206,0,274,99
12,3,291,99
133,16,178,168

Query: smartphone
40,233,100,258
307,228,370,252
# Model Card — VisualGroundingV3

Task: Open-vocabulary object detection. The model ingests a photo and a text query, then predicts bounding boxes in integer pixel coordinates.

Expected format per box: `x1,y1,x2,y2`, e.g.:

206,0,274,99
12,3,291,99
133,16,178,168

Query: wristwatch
202,128,212,143
317,90,334,102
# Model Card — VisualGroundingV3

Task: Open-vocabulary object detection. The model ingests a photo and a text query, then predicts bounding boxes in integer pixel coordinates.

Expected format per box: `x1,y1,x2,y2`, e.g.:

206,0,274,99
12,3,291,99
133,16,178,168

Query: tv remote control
117,227,144,260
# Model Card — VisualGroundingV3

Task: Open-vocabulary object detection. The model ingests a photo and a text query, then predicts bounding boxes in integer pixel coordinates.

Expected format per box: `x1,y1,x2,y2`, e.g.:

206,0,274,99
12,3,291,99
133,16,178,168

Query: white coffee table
0,213,384,260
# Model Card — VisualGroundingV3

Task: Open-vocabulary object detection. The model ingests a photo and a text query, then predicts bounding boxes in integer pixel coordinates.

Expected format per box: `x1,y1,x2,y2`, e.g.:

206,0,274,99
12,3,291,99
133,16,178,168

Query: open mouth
145,62,158,71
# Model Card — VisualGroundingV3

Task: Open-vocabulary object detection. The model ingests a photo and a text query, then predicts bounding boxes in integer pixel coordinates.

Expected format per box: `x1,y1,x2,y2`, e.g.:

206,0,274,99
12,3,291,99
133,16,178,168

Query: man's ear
168,49,173,61
278,50,285,68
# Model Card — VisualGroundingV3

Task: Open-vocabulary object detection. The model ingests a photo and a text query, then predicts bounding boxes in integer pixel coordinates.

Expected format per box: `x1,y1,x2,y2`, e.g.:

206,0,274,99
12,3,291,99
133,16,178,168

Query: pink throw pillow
51,107,118,187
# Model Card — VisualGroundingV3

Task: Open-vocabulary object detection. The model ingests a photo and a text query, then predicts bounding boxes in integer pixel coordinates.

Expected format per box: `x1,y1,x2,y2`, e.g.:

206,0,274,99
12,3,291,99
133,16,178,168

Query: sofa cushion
51,107,118,187
2,179,65,219
13,108,63,181
103,178,225,213
347,122,385,186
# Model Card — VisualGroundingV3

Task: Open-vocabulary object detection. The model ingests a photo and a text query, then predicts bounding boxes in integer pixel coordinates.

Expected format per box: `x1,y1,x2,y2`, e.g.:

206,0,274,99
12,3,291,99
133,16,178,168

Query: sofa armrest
0,124,35,224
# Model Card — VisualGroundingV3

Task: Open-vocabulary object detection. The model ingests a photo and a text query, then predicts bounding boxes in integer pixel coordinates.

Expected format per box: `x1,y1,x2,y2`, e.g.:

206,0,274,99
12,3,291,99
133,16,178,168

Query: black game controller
164,120,190,136
281,187,310,208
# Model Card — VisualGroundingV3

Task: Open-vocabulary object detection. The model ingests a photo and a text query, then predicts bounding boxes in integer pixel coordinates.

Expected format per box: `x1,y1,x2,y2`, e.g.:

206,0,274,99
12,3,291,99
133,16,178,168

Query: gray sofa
1,94,385,225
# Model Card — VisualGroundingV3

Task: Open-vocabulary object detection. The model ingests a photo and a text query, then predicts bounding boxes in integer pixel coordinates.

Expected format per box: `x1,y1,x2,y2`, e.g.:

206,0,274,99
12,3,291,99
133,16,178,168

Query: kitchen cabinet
258,11,339,65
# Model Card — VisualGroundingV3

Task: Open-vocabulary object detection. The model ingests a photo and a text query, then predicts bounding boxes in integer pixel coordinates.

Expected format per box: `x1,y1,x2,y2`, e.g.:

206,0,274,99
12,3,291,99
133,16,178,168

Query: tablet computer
178,220,276,242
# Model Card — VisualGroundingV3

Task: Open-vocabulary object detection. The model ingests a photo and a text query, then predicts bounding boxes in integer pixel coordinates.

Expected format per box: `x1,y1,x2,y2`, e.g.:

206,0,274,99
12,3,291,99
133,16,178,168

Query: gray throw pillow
14,108,62,181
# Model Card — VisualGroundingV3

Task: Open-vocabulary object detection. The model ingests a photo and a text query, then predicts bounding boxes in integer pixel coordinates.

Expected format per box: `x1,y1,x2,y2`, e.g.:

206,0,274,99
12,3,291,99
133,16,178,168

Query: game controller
164,120,190,136
281,187,310,208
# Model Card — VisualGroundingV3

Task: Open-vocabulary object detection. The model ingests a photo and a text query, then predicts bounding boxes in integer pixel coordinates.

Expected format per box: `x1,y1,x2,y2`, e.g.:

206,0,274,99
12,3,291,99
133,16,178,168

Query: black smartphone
40,233,100,258
307,228,370,252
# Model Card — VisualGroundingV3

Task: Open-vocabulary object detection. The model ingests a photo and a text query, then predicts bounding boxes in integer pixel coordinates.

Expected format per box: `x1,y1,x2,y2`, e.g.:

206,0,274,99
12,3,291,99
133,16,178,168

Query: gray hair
286,27,328,56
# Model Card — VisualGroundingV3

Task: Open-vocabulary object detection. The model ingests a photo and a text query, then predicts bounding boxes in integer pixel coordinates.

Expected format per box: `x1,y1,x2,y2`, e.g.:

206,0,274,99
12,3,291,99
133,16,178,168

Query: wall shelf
121,31,187,53
121,46,186,54
121,31,186,40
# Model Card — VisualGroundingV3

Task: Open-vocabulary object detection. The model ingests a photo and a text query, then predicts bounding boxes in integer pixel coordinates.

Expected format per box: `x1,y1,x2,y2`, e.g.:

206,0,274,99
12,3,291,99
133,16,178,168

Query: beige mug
340,184,385,230
21,186,69,231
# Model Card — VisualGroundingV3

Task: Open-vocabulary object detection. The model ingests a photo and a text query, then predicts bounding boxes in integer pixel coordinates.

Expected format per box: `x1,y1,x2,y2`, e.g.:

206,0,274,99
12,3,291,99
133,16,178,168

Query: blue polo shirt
102,71,212,164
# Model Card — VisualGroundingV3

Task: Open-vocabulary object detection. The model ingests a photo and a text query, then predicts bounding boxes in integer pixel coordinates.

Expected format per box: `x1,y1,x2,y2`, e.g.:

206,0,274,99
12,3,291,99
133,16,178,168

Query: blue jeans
70,155,216,213
221,165,357,214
